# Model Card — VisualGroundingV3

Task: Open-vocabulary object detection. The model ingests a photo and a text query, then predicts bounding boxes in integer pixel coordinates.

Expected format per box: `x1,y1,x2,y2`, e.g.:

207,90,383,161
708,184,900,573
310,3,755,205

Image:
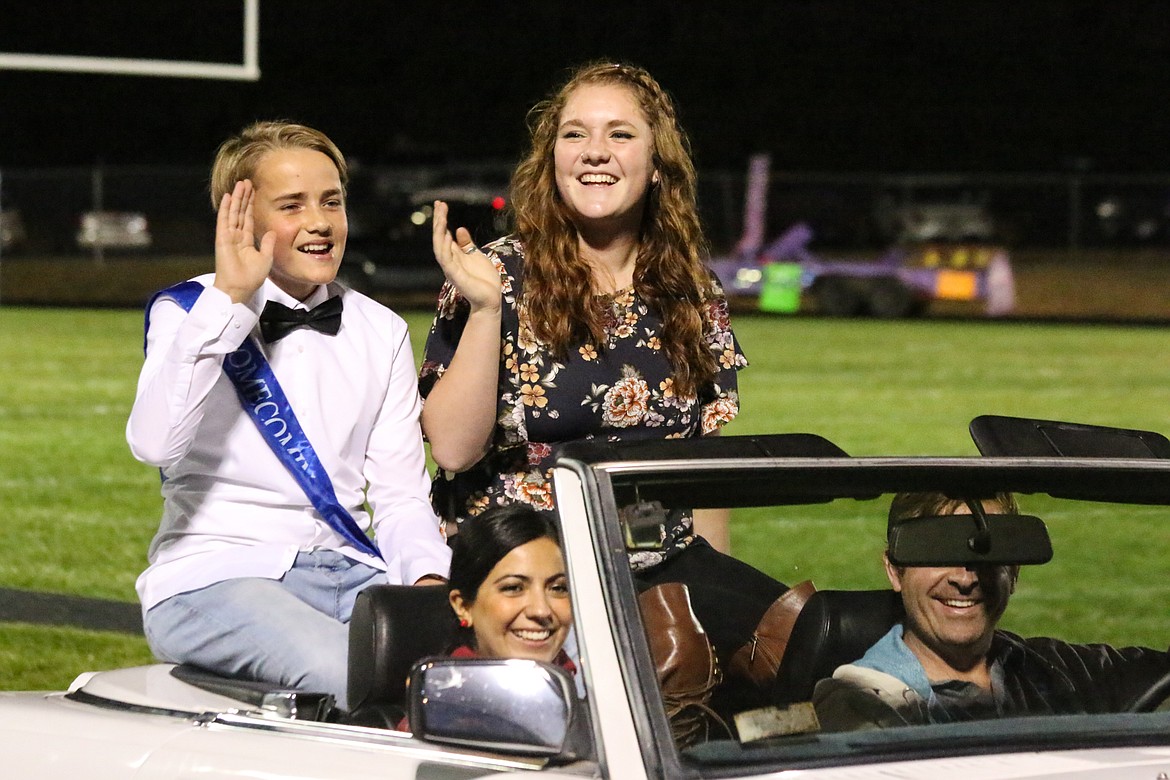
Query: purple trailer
708,154,1015,318
711,222,1015,318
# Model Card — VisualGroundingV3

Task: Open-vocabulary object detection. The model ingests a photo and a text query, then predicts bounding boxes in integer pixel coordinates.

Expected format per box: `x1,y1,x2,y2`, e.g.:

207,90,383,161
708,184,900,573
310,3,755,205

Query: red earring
459,618,469,628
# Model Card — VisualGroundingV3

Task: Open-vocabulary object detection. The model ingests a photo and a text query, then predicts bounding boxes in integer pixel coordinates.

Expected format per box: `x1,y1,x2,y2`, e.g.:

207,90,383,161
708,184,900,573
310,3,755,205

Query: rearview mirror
888,513,1053,567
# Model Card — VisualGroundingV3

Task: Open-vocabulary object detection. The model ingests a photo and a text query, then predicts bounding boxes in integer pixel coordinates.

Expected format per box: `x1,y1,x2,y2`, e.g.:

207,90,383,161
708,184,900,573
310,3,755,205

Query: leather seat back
772,589,903,705
347,584,456,719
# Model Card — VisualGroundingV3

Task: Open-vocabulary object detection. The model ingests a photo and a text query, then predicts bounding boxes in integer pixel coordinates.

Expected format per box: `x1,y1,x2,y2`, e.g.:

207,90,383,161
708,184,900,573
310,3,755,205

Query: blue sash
144,280,382,559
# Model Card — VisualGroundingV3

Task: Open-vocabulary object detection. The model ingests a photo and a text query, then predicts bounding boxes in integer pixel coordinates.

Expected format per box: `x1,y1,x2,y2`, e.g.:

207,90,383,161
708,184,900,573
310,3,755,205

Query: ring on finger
461,244,477,254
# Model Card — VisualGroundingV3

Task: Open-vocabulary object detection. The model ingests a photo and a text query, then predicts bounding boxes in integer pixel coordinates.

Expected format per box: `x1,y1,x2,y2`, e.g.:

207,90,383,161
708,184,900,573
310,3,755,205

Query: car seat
345,584,456,727
771,589,903,706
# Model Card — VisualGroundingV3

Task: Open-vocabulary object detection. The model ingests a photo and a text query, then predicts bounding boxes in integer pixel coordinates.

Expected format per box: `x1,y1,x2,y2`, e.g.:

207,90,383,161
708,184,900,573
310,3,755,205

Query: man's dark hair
448,505,562,605
887,491,1018,543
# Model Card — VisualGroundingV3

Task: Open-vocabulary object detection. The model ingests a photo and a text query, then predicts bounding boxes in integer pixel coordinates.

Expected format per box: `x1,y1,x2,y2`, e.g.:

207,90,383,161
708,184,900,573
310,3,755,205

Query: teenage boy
127,122,449,710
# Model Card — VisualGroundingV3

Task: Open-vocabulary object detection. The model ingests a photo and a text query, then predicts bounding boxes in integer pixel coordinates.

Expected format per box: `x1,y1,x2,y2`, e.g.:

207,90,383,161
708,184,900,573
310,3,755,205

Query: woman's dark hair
449,504,563,606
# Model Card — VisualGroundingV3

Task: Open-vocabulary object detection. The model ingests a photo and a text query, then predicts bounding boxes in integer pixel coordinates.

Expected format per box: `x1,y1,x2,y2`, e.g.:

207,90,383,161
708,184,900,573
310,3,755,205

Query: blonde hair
209,121,347,208
510,62,717,398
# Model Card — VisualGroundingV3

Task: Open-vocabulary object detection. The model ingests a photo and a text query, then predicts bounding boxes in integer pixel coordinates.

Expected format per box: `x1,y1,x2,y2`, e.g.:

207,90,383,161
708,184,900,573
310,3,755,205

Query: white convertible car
4,416,1170,779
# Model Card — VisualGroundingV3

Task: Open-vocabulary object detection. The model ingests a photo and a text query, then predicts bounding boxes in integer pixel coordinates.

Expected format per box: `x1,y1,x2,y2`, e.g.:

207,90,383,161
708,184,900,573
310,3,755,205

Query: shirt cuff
400,547,453,587
182,285,261,354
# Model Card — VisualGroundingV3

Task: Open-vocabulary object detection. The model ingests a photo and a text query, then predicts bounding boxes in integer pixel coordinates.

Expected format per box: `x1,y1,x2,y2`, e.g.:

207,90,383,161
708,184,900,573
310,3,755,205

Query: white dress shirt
128,275,450,610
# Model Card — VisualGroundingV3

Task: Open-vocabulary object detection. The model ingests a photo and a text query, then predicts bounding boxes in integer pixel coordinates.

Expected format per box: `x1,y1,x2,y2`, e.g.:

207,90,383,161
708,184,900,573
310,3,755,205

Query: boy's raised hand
213,179,276,303
431,200,502,313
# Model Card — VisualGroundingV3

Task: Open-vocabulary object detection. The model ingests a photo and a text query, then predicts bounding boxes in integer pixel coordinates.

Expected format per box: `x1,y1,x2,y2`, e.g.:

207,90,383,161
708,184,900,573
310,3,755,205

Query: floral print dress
419,236,748,569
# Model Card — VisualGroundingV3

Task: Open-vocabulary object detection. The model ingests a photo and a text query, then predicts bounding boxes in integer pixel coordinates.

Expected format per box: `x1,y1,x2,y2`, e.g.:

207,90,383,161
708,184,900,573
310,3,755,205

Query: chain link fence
2,164,1170,260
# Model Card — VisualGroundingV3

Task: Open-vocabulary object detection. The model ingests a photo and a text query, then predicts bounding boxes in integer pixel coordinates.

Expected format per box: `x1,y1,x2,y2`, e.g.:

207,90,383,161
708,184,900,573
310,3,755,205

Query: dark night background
2,1,1169,174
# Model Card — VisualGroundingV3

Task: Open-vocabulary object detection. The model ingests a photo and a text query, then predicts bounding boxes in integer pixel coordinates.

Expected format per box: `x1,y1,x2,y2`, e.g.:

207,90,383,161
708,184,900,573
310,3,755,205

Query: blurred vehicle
885,202,997,243
341,184,508,296
75,211,153,252
712,222,1015,318
0,208,27,254
710,156,1014,317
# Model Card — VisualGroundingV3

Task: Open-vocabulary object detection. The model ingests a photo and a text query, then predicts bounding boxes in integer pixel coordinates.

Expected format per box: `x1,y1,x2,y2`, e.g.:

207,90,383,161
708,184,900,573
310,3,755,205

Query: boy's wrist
212,278,258,305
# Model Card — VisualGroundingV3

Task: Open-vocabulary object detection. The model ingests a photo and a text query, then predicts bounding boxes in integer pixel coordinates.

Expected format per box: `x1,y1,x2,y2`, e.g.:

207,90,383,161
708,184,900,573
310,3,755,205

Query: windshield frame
554,440,1170,774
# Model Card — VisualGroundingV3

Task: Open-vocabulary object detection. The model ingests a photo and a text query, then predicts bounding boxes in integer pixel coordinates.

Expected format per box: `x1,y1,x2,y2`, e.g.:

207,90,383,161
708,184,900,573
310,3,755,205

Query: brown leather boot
728,580,816,690
638,582,727,748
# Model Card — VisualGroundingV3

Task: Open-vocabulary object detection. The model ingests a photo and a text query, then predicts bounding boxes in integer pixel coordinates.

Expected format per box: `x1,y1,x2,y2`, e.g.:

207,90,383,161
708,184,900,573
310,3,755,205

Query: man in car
813,492,1170,730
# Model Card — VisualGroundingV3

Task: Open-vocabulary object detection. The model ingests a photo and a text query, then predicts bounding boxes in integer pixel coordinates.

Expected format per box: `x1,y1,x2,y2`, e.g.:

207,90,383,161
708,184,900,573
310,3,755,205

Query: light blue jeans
144,550,386,710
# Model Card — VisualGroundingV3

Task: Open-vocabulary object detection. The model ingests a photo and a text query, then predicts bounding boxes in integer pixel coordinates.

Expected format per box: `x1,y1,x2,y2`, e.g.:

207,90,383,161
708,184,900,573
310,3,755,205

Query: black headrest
347,584,456,715
772,589,903,705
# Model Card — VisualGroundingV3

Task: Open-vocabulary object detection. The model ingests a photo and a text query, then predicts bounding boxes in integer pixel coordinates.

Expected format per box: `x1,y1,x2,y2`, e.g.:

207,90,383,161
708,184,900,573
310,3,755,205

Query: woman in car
420,60,803,741
446,504,574,671
394,504,572,732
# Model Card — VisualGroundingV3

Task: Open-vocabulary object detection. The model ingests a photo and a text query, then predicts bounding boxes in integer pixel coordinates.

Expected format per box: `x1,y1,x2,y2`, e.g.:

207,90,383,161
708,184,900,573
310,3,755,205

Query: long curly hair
510,61,718,399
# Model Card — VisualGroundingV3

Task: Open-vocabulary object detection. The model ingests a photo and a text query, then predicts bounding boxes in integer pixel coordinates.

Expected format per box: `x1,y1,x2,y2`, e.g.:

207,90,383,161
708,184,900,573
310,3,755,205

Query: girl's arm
421,201,505,472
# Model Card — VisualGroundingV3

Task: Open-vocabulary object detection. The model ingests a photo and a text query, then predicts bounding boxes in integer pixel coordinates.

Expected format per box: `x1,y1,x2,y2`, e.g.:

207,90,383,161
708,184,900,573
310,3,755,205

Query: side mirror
888,513,1053,567
408,657,578,758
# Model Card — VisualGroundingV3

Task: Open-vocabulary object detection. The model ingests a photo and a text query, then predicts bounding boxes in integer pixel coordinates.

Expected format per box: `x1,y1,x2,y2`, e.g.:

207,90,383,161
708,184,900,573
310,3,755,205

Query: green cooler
758,262,802,314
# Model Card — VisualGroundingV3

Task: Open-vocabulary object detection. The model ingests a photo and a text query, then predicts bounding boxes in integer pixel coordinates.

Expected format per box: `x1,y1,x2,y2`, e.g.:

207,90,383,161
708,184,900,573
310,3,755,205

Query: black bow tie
259,296,344,343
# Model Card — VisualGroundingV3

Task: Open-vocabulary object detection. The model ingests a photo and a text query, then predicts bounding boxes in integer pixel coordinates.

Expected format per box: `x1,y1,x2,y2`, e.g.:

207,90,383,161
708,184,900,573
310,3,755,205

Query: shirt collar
261,280,333,310
854,623,935,700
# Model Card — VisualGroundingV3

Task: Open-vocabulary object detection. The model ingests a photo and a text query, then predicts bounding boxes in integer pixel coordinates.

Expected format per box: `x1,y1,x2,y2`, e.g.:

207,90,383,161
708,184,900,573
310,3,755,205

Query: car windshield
578,452,1170,773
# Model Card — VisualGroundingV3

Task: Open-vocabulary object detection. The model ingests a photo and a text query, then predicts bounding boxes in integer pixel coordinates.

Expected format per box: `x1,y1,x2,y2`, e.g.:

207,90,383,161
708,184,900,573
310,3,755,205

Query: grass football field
1,306,1168,689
